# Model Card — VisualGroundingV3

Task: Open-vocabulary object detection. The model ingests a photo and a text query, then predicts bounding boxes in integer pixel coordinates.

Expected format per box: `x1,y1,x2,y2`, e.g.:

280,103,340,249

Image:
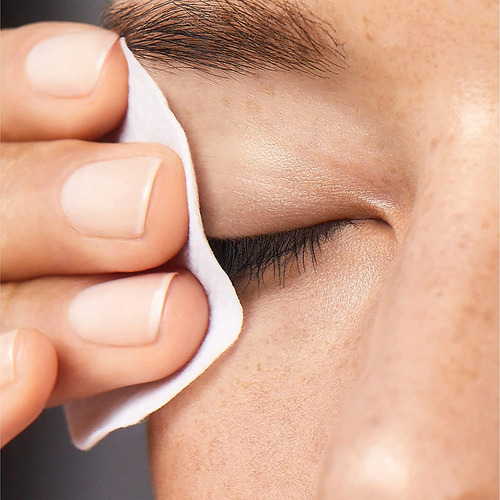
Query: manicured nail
1,330,19,387
25,30,118,97
61,157,162,239
68,274,177,346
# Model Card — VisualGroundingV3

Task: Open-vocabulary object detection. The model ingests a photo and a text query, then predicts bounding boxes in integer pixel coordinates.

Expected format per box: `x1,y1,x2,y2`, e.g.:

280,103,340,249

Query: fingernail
61,157,162,239
68,274,177,346
1,330,19,387
25,30,118,97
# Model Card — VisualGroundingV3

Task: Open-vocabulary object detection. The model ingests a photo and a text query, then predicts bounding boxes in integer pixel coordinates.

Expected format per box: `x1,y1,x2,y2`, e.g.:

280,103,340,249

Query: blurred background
1,1,154,499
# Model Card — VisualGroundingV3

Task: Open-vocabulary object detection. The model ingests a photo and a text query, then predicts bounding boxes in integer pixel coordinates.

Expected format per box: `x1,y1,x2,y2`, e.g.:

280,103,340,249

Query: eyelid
208,220,356,287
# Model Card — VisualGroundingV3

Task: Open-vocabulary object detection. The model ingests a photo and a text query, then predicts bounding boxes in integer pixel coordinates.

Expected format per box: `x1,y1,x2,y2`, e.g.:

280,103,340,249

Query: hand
0,22,209,446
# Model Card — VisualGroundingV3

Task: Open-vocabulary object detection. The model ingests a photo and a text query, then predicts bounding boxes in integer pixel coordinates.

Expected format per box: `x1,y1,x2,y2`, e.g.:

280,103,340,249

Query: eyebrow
102,0,347,77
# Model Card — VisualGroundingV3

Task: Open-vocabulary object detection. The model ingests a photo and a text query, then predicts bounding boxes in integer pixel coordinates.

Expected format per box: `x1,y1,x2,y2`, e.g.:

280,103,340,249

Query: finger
1,271,209,406
1,328,57,446
1,141,188,280
1,22,127,142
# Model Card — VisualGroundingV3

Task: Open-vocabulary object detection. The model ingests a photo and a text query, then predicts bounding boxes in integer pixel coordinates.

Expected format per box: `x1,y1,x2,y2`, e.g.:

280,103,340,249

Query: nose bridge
371,130,499,382
321,132,499,498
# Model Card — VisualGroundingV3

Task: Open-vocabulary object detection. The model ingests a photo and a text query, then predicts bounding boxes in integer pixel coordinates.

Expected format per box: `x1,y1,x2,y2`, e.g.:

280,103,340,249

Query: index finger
1,22,127,142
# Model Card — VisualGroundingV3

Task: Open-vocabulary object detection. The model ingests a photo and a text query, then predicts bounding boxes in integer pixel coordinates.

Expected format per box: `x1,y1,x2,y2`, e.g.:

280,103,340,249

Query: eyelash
208,220,356,287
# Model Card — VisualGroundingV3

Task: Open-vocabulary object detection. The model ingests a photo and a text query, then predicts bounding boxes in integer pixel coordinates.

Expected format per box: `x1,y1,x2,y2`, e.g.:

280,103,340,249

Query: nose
320,130,499,499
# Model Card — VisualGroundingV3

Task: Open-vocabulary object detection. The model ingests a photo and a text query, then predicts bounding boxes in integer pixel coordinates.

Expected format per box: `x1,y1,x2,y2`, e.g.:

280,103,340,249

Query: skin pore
106,0,498,498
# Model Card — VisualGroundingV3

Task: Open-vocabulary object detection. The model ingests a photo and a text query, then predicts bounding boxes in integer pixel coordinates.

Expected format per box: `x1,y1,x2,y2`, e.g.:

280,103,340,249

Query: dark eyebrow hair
102,0,347,77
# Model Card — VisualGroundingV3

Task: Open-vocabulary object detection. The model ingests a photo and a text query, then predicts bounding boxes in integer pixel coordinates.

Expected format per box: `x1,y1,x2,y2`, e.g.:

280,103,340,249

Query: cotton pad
64,40,243,450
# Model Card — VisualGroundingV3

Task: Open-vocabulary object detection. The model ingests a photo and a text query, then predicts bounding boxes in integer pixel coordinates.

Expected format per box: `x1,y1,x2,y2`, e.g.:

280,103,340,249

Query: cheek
148,222,396,498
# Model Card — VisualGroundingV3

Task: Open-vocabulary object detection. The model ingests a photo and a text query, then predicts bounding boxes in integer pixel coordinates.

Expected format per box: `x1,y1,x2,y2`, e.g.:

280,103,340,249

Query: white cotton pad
64,39,243,450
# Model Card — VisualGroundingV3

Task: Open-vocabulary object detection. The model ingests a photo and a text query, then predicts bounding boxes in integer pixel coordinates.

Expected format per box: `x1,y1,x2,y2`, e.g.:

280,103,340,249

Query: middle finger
1,140,188,280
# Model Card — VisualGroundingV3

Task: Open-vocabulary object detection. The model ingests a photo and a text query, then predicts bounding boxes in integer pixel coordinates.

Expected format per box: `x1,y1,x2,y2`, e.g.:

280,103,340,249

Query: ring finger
1,270,209,406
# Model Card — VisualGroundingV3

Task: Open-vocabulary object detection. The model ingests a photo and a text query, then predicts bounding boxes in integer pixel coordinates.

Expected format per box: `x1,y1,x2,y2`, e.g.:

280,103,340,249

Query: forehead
109,0,497,99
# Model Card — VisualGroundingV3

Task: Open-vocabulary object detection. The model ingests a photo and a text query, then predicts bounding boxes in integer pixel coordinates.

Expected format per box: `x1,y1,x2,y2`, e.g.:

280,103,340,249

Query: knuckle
0,282,20,330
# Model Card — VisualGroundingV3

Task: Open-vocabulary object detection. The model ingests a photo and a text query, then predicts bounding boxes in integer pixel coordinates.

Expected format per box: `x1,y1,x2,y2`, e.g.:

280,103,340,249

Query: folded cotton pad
64,39,243,450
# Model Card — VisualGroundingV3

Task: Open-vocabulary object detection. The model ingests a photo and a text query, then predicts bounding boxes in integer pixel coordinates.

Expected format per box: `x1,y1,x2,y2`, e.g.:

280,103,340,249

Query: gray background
1,1,154,499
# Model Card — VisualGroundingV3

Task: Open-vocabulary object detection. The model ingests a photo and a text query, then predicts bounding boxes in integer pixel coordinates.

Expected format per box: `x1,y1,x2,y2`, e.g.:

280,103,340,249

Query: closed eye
208,220,357,287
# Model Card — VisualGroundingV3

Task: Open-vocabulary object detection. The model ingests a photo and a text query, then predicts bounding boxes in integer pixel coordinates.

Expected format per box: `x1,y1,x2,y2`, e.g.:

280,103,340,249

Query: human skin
0,23,209,445
1,0,497,497
133,0,499,498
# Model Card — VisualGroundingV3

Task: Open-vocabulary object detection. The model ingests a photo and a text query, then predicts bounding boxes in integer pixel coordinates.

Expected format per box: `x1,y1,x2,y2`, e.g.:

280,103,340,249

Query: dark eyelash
208,220,355,287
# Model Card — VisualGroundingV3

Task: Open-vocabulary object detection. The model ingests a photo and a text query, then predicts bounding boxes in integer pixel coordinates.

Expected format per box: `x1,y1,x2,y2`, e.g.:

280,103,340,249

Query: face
107,1,498,497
